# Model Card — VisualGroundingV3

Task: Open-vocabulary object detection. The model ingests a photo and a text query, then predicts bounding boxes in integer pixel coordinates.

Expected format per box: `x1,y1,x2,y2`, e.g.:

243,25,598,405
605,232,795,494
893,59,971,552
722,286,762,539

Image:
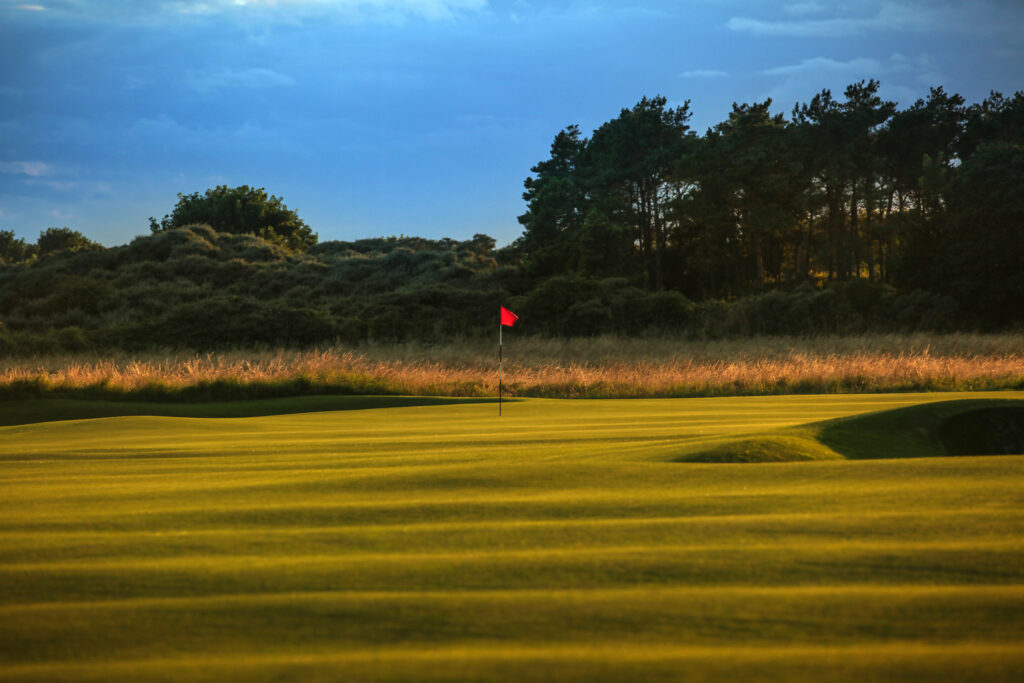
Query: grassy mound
677,398,1024,463
676,435,841,463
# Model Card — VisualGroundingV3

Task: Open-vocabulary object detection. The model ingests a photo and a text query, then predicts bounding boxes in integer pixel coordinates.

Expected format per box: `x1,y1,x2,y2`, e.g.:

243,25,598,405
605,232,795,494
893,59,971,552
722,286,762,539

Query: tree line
0,222,975,355
516,81,1023,325
0,80,1022,352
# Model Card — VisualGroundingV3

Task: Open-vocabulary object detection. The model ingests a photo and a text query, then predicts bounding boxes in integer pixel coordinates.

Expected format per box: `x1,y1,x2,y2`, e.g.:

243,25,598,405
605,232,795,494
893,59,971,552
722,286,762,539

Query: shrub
55,326,90,352
150,185,317,251
521,275,606,335
638,290,694,332
36,227,102,257
891,289,960,331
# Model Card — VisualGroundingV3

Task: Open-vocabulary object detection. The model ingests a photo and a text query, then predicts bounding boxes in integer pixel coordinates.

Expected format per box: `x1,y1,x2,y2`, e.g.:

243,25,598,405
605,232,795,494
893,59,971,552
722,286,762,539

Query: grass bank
1,333,1022,402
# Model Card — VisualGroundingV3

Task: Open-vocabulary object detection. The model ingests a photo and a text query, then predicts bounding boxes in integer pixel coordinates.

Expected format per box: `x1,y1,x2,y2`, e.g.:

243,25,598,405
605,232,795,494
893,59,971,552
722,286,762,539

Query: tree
36,227,102,257
958,90,1024,160
518,98,696,290
150,185,317,251
698,100,803,290
0,230,35,263
582,96,695,289
793,80,895,281
875,87,965,282
518,125,588,278
879,87,965,209
675,133,743,299
938,143,1024,325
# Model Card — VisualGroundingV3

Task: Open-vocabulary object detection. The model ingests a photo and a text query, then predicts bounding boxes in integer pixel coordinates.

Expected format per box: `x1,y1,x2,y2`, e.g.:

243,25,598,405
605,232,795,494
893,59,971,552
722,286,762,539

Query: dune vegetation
2,392,1023,681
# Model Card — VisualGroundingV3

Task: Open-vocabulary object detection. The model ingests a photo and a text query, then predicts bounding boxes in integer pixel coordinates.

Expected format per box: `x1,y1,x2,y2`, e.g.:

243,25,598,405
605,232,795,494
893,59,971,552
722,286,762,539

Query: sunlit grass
2,392,1024,681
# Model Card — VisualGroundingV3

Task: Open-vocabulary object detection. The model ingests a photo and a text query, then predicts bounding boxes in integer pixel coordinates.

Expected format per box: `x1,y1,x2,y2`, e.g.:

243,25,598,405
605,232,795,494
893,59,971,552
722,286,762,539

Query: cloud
727,2,957,38
168,2,221,15
727,16,870,38
759,53,942,112
192,0,488,19
681,69,728,79
121,114,297,158
26,178,78,191
782,2,824,16
0,160,51,176
16,0,489,23
763,53,942,89
14,4,47,10
763,57,882,77
889,52,943,84
187,67,297,92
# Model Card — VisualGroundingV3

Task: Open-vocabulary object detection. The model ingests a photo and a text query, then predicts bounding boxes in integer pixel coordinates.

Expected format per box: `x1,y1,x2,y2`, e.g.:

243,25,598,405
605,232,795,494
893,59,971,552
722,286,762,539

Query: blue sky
1,0,1022,247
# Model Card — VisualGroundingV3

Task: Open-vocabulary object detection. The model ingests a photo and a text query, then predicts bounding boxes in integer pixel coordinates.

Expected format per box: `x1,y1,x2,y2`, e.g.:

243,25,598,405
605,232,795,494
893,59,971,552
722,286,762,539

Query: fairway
2,392,1024,681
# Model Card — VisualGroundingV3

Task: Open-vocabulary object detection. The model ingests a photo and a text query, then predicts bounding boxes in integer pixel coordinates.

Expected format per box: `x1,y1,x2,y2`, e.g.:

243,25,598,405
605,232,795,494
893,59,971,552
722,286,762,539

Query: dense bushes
513,275,960,339
0,225,985,356
517,276,696,337
0,227,514,352
699,283,959,338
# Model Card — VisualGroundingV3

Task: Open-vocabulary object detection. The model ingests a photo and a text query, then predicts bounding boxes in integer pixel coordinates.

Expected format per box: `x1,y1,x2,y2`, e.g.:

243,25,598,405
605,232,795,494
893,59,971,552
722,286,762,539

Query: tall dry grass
1,333,1022,401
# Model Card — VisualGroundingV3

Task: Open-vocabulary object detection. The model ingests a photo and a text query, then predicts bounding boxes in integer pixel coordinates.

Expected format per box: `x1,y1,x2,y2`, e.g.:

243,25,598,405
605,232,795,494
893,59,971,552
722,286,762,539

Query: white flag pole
499,316,503,417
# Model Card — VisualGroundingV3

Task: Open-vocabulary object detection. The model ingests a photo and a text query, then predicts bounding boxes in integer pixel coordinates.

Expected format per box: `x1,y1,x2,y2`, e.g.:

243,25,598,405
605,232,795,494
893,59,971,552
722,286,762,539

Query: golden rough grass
2,333,1023,399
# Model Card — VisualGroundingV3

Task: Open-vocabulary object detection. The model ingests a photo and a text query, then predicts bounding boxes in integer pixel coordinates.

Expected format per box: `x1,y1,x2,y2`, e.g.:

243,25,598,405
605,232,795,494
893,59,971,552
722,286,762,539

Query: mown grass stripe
4,592,1024,660
2,506,1019,545
3,534,1024,564
3,582,1022,608
3,643,1024,683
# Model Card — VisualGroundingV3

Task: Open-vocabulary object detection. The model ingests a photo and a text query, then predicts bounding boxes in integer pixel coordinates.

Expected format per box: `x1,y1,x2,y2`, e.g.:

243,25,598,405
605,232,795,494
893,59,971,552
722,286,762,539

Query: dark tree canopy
516,83,1024,329
518,96,695,289
150,185,317,251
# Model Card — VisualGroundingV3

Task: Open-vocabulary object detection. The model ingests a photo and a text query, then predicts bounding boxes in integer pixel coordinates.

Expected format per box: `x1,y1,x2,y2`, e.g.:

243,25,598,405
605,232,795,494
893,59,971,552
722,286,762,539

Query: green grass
2,392,1023,681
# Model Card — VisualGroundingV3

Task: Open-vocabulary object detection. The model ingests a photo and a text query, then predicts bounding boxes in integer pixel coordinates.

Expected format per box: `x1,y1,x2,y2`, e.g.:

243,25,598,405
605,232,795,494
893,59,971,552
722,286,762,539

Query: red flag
500,306,519,327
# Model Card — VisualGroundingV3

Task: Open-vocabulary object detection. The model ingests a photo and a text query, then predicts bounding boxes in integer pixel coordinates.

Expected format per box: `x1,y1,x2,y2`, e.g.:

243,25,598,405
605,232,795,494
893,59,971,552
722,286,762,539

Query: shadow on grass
0,395,506,427
674,399,1024,463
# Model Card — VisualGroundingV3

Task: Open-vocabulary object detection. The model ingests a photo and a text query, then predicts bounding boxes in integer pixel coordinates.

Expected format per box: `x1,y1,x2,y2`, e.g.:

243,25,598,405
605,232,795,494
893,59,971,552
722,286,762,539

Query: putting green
2,392,1023,681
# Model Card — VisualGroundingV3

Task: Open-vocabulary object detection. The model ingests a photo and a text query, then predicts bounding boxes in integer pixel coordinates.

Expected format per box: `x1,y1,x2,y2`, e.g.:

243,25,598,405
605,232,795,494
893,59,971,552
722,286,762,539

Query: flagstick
499,321,503,417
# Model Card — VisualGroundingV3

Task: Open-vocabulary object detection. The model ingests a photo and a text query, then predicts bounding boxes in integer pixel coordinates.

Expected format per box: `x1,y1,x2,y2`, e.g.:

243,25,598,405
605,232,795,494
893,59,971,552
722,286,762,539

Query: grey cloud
759,52,943,112
763,57,883,76
728,1,1011,38
728,16,877,37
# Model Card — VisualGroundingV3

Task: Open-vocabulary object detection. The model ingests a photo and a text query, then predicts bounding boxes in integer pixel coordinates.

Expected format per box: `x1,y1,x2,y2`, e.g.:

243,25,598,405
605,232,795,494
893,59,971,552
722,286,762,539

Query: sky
1,1,1022,247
